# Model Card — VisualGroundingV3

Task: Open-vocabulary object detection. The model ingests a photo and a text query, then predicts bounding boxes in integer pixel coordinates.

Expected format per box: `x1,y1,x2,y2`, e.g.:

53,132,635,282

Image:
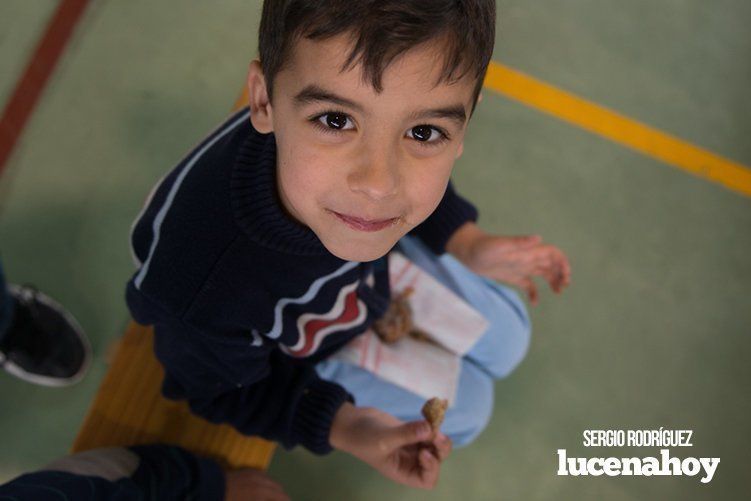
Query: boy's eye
316,112,354,131
407,125,448,145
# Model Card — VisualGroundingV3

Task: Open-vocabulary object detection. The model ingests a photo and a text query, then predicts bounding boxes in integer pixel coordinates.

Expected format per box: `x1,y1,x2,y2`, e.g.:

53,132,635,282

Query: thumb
385,421,432,450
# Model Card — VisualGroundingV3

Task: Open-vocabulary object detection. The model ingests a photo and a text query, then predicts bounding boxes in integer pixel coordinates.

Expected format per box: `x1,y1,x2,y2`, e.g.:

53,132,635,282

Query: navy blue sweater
126,108,478,454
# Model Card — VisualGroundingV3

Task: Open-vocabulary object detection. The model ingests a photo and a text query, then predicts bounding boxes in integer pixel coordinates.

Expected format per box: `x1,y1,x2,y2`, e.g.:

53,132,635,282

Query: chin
323,238,394,263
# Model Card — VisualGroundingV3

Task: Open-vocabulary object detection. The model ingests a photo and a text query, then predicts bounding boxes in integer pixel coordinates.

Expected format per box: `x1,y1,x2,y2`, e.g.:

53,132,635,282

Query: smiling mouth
329,210,399,232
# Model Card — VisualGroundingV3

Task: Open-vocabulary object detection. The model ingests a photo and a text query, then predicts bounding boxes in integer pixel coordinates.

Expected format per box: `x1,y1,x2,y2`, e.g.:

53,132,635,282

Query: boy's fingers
556,254,572,288
388,421,432,450
537,252,569,292
562,256,572,283
418,448,440,489
522,279,538,305
551,261,566,292
517,234,542,247
497,275,537,305
498,235,540,252
532,262,557,288
434,433,452,461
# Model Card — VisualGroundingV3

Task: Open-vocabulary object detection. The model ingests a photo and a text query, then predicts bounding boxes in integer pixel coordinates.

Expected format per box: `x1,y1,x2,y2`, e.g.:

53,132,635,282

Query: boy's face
248,34,477,262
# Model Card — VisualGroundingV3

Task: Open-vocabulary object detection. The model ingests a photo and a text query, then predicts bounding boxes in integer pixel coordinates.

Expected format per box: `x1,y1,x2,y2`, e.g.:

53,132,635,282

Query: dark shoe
0,285,91,386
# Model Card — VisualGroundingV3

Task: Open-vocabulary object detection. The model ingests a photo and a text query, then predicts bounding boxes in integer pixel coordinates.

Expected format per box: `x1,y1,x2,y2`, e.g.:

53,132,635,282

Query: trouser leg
316,234,532,446
394,235,531,379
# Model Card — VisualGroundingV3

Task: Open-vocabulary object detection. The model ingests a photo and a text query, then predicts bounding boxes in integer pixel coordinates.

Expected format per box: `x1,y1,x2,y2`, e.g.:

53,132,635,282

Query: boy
127,0,570,492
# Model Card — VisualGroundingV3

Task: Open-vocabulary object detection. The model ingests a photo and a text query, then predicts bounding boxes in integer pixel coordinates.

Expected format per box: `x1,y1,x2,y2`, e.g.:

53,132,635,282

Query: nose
347,143,400,201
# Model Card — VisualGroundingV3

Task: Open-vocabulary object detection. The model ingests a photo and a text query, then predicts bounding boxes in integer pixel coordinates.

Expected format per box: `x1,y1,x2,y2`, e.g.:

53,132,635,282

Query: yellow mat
71,321,275,470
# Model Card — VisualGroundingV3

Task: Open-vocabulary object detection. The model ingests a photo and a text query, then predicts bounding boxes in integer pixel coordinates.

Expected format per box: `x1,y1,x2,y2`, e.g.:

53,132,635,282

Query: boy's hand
330,403,452,489
446,222,571,306
225,469,290,501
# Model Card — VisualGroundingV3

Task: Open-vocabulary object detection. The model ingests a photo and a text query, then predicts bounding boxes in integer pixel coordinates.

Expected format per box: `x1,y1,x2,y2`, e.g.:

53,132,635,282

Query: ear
247,60,274,133
476,92,484,105
455,141,465,159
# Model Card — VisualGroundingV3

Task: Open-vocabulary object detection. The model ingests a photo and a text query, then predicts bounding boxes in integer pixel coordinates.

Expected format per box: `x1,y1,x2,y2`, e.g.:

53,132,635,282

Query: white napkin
331,251,489,406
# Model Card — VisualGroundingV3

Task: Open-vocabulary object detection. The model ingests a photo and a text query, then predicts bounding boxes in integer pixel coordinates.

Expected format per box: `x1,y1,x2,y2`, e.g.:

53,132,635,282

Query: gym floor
0,1,749,499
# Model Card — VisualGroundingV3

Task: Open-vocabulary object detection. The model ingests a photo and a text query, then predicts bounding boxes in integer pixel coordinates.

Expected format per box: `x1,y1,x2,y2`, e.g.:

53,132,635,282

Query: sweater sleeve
0,445,224,501
129,444,225,500
150,313,352,455
408,179,478,255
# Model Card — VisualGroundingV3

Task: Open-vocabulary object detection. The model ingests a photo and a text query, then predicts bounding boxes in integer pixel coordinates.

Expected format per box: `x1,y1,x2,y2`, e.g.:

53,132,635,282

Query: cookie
373,287,415,343
421,397,448,435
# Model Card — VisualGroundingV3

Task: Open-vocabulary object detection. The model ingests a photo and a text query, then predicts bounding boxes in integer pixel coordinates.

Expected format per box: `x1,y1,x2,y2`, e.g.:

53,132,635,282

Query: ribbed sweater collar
231,128,331,256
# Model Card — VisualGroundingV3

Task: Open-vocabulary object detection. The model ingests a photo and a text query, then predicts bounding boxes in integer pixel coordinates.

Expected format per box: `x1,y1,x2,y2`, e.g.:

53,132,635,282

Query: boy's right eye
313,112,355,132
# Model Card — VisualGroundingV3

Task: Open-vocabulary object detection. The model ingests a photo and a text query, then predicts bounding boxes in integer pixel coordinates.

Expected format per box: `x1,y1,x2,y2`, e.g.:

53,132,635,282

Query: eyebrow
406,106,467,127
293,84,468,127
294,85,364,112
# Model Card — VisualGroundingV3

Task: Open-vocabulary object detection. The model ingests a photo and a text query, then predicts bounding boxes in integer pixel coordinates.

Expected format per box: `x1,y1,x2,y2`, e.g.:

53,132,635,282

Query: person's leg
316,234,529,446
0,259,15,343
316,356,494,447
394,235,531,380
0,445,226,500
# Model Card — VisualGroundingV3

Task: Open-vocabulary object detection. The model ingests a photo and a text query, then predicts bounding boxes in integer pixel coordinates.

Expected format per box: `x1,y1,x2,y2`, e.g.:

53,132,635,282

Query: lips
330,210,399,232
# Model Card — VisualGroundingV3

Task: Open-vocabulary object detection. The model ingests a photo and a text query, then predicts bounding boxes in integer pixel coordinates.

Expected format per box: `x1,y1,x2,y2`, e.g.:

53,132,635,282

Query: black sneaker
0,285,91,386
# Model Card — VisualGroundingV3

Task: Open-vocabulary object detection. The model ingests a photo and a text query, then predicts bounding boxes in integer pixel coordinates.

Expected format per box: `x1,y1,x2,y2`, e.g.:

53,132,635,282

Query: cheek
278,142,334,200
405,159,454,218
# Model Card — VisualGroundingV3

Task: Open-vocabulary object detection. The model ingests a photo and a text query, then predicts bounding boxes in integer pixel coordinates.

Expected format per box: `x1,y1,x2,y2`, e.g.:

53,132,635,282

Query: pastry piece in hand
421,397,448,437
373,287,415,343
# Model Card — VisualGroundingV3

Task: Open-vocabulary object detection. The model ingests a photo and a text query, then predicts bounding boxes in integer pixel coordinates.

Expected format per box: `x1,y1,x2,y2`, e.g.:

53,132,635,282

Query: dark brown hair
258,0,496,113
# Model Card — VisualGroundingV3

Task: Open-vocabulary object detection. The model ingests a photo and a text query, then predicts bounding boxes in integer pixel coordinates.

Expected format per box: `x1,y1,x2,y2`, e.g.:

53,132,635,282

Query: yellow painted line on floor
484,61,751,198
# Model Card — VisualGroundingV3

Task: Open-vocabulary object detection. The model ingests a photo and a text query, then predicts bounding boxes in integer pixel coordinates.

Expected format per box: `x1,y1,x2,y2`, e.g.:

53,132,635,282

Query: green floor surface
0,1,749,499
